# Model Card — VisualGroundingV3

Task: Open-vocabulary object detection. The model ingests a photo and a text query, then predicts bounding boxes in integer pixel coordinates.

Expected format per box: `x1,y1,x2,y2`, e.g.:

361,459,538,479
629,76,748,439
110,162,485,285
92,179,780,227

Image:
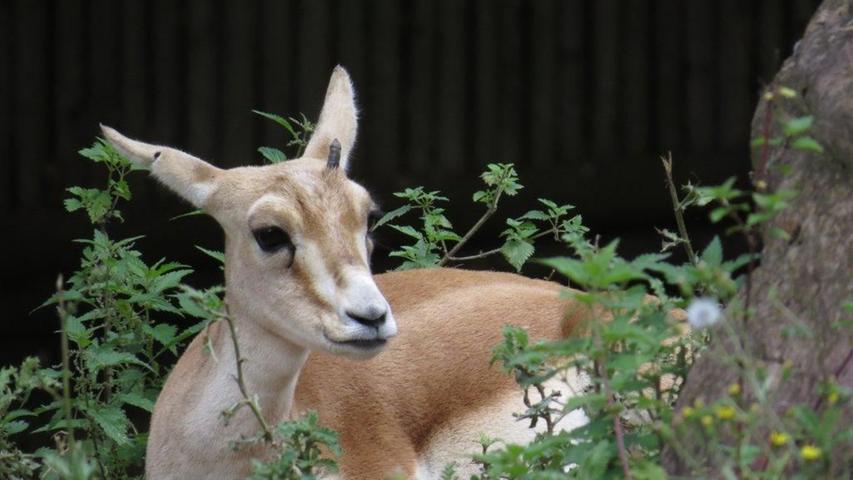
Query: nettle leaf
252,110,297,137
64,197,83,213
195,245,225,265
150,269,193,294
472,190,489,204
539,257,589,286
111,179,132,201
501,239,535,272
783,115,813,136
144,323,178,348
791,135,824,153
389,224,423,240
519,209,549,221
701,236,723,267
372,205,412,230
64,316,92,348
258,146,286,164
631,253,670,272
2,419,29,435
176,292,209,319
84,404,131,445
85,347,150,373
117,392,155,413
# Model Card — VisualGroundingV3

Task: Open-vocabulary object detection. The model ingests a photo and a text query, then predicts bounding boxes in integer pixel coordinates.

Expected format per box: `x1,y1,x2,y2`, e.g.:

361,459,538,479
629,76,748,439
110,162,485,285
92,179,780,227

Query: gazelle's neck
224,296,310,422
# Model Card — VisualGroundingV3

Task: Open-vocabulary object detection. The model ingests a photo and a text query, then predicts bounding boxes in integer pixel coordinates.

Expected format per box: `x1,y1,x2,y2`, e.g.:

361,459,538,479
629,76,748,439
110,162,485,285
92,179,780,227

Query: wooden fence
0,0,819,361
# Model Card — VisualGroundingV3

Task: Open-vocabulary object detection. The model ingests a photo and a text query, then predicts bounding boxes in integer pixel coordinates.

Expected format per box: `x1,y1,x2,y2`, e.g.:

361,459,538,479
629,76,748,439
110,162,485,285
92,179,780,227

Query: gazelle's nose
345,307,387,327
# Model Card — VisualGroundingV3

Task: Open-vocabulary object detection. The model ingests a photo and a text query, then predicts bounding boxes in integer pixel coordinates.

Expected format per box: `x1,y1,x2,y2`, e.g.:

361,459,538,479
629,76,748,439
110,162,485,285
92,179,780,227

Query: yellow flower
701,415,713,428
827,391,839,406
778,86,797,98
800,444,822,461
681,407,695,419
727,383,741,396
769,431,790,447
715,405,736,421
694,398,705,409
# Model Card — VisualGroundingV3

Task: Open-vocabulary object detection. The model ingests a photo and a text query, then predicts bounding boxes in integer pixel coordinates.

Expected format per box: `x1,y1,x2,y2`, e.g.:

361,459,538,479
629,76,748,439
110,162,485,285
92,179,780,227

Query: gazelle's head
102,66,396,359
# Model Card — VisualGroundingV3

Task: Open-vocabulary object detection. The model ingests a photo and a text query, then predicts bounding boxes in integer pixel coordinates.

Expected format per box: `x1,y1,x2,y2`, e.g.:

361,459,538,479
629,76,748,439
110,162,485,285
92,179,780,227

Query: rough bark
663,0,852,474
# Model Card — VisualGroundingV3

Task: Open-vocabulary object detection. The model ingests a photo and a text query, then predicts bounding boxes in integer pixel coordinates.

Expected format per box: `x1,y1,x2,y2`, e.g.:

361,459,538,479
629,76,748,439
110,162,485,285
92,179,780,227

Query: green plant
1,111,339,479
385,87,851,479
253,110,315,163
375,163,585,272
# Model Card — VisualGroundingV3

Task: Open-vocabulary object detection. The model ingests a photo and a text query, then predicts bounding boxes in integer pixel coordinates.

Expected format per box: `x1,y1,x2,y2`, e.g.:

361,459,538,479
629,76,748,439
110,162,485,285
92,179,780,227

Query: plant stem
444,227,556,263
600,363,633,480
755,92,774,188
55,275,75,446
221,305,274,442
446,247,502,262
661,153,698,265
438,176,507,266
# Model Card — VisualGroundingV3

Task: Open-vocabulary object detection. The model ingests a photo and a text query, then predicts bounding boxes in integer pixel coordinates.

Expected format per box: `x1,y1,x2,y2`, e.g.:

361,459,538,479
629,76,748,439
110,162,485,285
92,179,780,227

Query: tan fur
104,67,593,479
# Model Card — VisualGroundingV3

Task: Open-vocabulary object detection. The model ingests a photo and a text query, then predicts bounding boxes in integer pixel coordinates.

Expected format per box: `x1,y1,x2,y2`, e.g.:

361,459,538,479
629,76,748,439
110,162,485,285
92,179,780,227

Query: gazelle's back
296,267,584,478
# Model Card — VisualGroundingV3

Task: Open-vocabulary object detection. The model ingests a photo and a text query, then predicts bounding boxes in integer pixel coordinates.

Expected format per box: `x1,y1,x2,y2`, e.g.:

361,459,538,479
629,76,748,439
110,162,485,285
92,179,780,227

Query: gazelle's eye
252,226,293,253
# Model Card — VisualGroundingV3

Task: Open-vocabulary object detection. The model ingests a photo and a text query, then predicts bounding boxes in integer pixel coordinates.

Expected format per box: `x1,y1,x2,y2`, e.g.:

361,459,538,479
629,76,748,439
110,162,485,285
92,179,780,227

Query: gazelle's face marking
215,159,396,359
100,66,394,359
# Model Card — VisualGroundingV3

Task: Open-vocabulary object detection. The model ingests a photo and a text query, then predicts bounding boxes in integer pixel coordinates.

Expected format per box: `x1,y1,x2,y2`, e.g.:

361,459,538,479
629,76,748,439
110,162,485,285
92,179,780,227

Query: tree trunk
663,0,852,474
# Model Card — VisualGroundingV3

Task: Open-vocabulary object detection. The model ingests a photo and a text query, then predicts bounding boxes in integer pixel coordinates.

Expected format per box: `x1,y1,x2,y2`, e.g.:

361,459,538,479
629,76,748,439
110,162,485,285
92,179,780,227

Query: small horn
327,138,341,169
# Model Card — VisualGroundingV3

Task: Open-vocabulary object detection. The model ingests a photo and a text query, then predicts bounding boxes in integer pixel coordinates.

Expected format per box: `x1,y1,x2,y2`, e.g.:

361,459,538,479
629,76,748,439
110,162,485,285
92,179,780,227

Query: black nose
346,308,387,327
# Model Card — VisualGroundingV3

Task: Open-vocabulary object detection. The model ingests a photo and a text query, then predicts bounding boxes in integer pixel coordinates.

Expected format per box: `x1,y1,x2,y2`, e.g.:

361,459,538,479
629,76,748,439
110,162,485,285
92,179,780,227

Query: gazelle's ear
101,125,223,208
303,66,358,170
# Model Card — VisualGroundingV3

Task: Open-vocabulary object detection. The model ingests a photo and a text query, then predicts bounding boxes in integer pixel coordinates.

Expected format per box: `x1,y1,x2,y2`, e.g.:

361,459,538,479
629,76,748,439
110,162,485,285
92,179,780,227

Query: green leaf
150,269,193,294
252,110,297,137
145,323,178,348
195,245,225,264
701,236,723,267
783,115,813,136
3,419,29,435
258,146,286,164
518,209,549,221
85,347,150,373
112,179,132,200
64,198,83,212
64,316,92,348
117,392,155,412
709,206,729,223
372,205,412,230
501,239,535,272
389,224,423,240
84,404,130,445
170,209,206,221
791,135,824,153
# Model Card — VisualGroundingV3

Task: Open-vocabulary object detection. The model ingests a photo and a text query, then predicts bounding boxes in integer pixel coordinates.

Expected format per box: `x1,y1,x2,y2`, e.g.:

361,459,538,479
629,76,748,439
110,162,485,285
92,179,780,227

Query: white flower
686,297,722,329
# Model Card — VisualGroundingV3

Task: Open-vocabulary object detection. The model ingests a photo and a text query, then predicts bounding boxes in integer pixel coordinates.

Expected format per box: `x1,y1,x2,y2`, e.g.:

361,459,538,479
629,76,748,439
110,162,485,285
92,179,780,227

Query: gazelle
103,67,590,479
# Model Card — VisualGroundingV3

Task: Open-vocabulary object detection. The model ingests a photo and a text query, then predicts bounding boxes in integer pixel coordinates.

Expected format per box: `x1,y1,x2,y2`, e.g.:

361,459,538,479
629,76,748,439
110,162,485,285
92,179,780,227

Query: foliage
387,87,851,478
2,116,338,479
253,110,315,163
247,412,342,480
3,87,849,479
375,163,585,272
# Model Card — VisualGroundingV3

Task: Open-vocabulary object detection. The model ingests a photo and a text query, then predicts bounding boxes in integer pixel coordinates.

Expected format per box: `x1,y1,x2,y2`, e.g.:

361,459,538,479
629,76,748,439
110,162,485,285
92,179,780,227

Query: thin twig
446,247,502,262
755,91,775,188
55,275,75,445
444,229,556,263
221,305,274,442
438,172,509,266
600,362,633,480
661,152,698,265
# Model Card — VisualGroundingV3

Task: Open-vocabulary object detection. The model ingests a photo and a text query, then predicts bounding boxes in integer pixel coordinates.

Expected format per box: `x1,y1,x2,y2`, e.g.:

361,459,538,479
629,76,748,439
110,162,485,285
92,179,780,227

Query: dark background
1,0,819,368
